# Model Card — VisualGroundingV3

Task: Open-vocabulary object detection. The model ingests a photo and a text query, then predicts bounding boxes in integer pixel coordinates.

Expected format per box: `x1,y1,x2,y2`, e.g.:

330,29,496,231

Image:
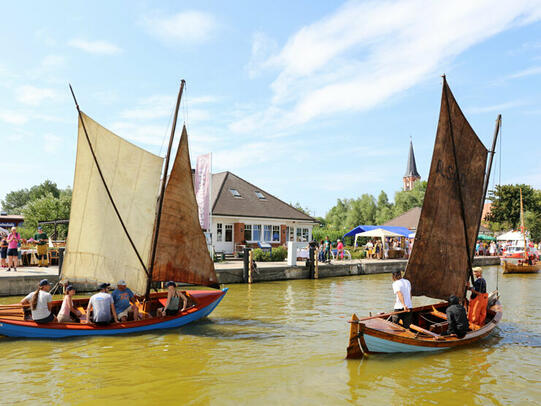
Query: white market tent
496,231,525,241
0,227,9,236
354,228,404,247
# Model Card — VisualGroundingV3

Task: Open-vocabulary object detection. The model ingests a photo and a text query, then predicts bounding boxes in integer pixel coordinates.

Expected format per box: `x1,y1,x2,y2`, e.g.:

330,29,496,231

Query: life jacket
468,292,488,325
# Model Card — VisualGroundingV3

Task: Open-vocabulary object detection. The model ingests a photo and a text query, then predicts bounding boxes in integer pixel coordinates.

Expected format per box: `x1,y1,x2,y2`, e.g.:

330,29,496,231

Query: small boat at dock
346,77,503,357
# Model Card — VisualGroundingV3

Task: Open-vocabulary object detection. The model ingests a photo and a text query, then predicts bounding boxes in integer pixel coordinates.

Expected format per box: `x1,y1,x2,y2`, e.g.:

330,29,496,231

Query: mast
520,188,527,260
471,115,501,263
146,79,185,299
69,84,150,278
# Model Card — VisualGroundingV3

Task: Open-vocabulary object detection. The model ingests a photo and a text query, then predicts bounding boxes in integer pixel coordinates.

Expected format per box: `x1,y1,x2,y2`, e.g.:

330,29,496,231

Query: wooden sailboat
0,81,227,338
502,189,540,274
346,77,503,357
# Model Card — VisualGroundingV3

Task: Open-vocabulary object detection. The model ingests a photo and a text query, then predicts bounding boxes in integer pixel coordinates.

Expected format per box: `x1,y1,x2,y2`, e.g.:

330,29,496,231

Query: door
215,223,234,254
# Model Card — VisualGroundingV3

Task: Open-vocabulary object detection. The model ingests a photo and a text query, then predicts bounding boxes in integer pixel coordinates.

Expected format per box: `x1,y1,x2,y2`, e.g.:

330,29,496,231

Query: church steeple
403,138,420,191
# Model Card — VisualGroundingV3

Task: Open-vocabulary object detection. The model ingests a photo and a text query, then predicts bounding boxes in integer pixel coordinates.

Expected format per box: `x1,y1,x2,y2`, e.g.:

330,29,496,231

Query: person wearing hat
157,281,188,318
111,280,140,322
86,283,118,325
467,267,486,300
445,295,469,338
33,226,49,267
20,279,56,323
57,285,84,323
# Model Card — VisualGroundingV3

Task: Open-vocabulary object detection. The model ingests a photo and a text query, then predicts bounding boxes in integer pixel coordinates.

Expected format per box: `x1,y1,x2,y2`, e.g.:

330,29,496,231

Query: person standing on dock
390,271,412,328
6,227,20,272
324,236,332,263
33,226,49,267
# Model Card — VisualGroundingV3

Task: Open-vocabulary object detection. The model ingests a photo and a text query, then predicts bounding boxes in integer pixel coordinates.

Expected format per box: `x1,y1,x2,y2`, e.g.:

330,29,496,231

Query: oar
348,309,409,323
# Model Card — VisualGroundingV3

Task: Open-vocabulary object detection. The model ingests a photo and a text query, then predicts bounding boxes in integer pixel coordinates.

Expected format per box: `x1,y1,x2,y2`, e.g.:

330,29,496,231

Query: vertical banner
195,153,211,230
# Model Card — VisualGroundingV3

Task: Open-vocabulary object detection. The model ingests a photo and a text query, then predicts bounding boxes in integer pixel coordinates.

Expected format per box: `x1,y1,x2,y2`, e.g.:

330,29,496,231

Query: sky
0,0,540,217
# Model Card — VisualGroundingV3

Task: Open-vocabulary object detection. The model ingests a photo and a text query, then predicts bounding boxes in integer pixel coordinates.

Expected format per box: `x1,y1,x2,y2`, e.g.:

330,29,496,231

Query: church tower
403,139,420,191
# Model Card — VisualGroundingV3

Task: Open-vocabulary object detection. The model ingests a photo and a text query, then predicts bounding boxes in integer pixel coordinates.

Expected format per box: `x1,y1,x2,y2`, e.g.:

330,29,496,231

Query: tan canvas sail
405,79,488,300
62,112,163,295
151,125,219,288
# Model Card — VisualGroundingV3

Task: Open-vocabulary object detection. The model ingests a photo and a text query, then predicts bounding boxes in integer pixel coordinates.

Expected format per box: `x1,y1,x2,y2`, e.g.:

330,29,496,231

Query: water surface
1,266,539,405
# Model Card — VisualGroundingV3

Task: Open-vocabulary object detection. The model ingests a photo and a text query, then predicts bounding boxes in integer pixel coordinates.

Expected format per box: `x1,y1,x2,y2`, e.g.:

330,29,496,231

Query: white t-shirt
392,278,412,310
24,290,52,320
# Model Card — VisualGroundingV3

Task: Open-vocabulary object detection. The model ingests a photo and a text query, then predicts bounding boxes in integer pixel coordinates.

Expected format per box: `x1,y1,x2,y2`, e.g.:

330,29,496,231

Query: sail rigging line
442,76,475,286
69,84,151,278
146,79,186,299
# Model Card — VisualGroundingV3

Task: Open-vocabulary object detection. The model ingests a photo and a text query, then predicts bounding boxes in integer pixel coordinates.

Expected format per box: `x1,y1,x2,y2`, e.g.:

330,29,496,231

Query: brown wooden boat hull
502,260,540,274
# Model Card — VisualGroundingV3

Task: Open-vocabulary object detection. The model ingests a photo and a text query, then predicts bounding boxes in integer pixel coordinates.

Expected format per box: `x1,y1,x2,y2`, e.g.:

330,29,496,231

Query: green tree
2,180,61,214
325,198,351,229
291,201,312,216
20,192,71,239
375,190,394,224
486,184,538,229
393,181,427,217
524,211,541,241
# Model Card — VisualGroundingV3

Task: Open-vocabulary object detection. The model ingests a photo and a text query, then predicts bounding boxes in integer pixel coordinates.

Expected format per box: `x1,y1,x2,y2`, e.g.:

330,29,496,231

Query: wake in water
488,323,541,347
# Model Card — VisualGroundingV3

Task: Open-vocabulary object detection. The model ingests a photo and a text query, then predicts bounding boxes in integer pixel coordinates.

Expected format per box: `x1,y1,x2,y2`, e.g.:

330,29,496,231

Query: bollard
243,248,251,283
248,249,253,284
309,246,315,279
315,249,319,279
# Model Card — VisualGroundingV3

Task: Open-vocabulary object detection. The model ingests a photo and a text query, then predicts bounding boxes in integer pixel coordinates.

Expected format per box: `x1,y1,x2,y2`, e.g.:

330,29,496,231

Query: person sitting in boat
390,271,412,329
111,280,141,322
86,283,119,325
445,295,468,338
20,279,57,323
467,267,486,299
157,281,188,317
57,285,84,323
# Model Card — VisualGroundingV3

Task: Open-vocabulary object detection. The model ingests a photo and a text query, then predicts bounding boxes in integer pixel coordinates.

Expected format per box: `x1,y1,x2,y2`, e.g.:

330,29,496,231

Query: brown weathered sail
405,78,488,300
151,125,219,288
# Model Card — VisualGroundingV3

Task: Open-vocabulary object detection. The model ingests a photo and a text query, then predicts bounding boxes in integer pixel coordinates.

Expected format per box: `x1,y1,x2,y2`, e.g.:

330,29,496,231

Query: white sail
62,112,163,294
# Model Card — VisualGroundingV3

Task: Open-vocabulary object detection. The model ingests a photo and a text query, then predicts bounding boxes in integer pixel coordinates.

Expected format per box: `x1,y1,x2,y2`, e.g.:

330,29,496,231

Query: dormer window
229,188,242,198
255,191,266,200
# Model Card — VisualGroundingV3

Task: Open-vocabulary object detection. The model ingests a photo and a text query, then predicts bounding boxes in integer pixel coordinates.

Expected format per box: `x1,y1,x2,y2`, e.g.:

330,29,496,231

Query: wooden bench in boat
409,323,444,339
430,306,481,331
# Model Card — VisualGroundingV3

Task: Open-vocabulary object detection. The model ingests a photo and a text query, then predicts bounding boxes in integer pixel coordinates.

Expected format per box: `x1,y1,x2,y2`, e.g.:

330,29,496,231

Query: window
286,226,294,241
302,228,309,242
255,191,266,200
225,224,233,242
264,225,272,241
252,225,261,241
229,188,241,198
216,223,223,242
296,227,302,242
244,225,252,241
272,226,280,242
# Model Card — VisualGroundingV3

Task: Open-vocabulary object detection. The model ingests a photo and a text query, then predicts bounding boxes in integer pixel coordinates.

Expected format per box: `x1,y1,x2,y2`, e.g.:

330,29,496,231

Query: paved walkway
0,265,59,278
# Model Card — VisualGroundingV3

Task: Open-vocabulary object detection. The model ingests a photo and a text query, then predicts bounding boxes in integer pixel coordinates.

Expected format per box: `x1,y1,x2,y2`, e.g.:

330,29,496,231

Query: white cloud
142,10,217,45
43,134,62,153
15,85,59,106
41,55,66,69
507,65,541,79
68,39,122,55
468,100,525,114
240,0,541,132
110,121,169,147
0,110,29,125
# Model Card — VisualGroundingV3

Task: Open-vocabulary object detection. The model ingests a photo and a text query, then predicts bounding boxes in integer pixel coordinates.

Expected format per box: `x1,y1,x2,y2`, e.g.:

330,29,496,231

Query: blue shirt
111,288,134,314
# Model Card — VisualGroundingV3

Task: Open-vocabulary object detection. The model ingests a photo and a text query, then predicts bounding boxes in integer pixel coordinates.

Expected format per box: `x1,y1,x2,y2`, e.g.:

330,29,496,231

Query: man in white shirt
391,270,413,328
86,283,119,325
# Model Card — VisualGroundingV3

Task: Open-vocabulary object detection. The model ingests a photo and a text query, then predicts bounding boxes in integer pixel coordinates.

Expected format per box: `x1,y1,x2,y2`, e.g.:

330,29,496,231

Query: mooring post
315,248,319,279
243,248,250,283
248,249,253,284
309,244,315,279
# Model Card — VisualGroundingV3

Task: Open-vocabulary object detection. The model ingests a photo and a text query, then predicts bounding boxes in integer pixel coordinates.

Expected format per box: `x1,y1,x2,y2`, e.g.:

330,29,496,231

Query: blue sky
0,0,540,217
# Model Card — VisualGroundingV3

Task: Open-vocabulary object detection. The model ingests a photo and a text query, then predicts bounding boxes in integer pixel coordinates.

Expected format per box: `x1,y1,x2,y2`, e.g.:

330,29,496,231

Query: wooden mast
145,79,185,300
520,188,527,260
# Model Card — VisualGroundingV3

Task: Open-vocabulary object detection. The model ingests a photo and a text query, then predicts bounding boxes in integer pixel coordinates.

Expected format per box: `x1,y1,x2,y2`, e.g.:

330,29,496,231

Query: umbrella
477,234,495,241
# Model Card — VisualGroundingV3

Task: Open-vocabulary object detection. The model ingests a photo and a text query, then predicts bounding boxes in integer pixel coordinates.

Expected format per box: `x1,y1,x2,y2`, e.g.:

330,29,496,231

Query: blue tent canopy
343,225,412,238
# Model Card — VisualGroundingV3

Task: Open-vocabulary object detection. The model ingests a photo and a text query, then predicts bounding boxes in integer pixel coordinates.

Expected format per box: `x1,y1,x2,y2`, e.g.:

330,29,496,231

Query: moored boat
346,77,503,357
0,80,227,338
502,260,540,274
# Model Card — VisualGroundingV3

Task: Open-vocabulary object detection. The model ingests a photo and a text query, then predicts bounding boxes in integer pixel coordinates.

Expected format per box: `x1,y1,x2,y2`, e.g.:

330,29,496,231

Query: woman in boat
20,279,57,323
57,285,84,323
158,281,188,317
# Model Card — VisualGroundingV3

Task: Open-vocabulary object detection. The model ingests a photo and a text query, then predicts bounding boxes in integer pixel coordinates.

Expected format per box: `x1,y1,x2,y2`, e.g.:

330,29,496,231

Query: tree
325,198,351,229
20,192,71,239
524,210,541,241
486,184,539,229
2,180,61,214
375,191,393,224
291,201,312,216
393,181,427,217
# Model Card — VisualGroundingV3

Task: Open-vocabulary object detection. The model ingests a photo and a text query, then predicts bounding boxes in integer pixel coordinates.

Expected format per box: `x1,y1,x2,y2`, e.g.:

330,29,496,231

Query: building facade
210,172,317,254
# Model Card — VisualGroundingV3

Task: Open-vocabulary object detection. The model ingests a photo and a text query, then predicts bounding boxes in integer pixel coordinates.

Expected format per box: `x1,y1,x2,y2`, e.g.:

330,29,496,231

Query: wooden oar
349,309,409,323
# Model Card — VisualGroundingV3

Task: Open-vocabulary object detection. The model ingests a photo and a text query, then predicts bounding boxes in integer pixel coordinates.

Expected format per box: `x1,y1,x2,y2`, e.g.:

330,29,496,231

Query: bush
271,246,287,261
349,248,366,260
252,248,271,262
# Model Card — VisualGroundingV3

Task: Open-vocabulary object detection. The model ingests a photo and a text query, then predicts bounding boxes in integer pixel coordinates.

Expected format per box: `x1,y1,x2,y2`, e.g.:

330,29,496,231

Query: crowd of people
0,226,50,271
19,279,190,325
365,237,413,260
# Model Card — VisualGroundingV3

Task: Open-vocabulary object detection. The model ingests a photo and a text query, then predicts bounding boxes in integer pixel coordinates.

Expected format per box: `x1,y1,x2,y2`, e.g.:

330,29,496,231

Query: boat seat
77,307,86,315
431,306,481,331
409,323,443,339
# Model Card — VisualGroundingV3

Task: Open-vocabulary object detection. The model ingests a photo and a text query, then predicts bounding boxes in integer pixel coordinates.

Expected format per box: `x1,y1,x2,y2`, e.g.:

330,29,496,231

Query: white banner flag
195,153,211,230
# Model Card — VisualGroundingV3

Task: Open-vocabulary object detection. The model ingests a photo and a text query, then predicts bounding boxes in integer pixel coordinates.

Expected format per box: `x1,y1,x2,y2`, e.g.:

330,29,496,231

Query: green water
0,266,539,405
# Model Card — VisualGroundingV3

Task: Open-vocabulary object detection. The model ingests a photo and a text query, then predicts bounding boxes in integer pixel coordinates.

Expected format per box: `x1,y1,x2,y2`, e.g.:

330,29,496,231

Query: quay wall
0,274,60,297
216,256,500,284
